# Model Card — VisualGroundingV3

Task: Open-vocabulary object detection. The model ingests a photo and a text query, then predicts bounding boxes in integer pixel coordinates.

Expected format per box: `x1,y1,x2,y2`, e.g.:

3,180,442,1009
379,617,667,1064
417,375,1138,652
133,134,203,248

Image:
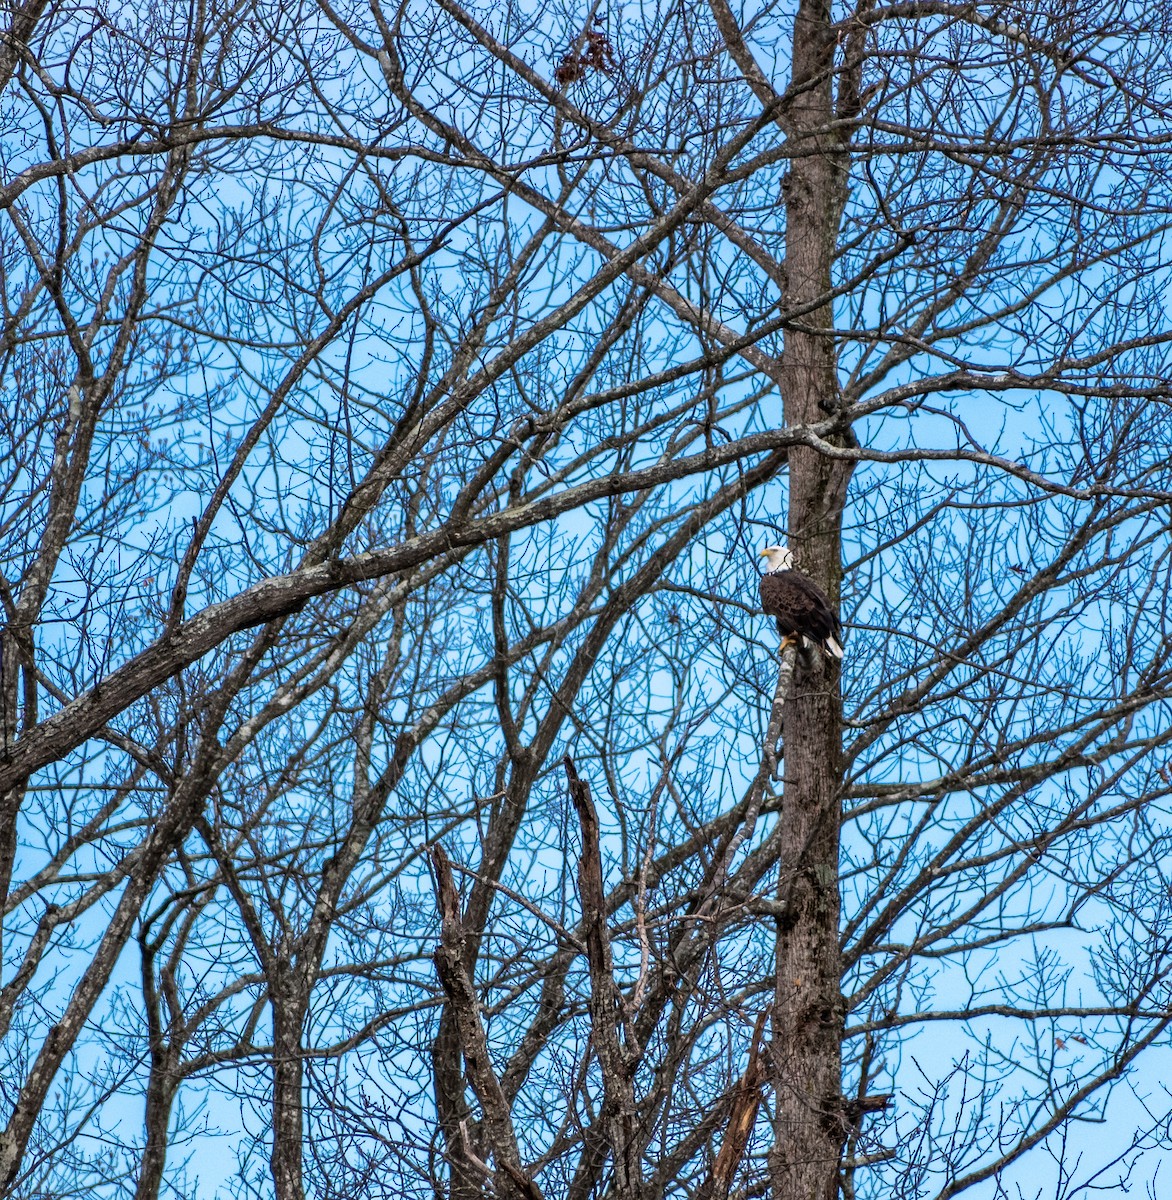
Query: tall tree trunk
771,0,854,1197
432,1006,483,1200
134,940,181,1200
271,978,307,1200
135,1060,179,1200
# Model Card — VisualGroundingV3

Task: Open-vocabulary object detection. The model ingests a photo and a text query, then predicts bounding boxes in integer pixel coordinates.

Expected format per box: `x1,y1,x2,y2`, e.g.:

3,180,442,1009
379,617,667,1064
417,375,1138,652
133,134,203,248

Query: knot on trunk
817,1091,893,1137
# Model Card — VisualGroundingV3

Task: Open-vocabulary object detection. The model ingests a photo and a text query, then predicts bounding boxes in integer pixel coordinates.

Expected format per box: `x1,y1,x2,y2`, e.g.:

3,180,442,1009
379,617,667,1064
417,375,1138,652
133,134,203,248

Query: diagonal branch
0,436,798,794
706,1011,769,1200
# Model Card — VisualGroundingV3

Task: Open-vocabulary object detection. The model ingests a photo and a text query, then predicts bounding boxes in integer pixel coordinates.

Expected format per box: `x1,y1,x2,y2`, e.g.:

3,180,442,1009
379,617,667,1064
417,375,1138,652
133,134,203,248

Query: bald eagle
758,546,844,659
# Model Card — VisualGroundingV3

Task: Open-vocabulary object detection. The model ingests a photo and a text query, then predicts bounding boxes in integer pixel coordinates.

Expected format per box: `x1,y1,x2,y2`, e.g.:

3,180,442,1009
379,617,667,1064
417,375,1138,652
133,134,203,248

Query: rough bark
135,935,182,1200
135,1069,179,1200
565,756,640,1199
0,0,50,96
770,0,855,1196
431,847,543,1200
706,1011,768,1200
270,976,308,1200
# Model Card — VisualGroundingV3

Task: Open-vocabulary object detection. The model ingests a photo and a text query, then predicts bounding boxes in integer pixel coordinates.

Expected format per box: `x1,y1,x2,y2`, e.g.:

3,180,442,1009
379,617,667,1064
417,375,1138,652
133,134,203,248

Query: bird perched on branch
758,545,844,658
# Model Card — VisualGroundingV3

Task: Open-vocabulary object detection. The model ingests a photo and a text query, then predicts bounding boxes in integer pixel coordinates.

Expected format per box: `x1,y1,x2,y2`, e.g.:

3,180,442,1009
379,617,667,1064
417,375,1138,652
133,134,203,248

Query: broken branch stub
707,1011,768,1200
429,846,544,1200
564,756,642,1197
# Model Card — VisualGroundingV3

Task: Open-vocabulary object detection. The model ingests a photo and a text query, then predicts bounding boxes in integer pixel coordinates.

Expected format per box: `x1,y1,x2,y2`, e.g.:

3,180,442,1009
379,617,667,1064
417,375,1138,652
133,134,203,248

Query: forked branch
565,755,642,1197
431,846,544,1200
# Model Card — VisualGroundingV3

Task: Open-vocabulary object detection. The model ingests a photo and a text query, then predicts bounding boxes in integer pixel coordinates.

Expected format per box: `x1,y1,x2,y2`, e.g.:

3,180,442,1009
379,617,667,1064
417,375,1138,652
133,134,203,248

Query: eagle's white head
759,545,794,573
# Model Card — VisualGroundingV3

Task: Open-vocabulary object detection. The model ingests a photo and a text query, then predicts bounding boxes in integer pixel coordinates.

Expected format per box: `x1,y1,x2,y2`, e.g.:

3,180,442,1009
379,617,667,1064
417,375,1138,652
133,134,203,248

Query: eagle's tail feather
824,635,844,659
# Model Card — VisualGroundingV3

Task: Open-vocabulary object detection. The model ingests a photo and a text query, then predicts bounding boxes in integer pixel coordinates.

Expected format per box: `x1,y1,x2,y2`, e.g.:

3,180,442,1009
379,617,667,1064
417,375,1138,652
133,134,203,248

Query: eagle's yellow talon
759,546,844,660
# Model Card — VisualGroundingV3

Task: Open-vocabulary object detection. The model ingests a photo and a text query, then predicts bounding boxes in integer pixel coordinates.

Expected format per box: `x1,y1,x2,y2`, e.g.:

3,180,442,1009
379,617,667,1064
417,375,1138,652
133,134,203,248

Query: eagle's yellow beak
758,549,770,558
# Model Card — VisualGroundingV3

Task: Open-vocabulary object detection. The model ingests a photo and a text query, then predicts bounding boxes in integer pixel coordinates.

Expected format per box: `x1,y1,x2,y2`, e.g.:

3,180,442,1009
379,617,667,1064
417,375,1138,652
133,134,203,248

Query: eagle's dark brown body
760,569,843,658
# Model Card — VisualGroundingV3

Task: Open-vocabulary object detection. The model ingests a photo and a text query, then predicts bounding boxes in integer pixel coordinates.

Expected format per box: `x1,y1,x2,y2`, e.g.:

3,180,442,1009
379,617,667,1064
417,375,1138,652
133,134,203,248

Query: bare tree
2,0,1172,1198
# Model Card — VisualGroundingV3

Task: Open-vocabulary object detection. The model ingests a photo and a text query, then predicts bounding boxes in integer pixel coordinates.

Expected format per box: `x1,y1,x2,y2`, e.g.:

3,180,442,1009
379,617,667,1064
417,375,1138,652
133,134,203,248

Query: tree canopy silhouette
2,0,1172,1197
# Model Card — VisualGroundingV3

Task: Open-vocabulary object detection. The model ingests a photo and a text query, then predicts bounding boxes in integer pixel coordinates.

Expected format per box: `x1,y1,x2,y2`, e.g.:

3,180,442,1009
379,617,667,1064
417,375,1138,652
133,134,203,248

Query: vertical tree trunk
432,1006,483,1200
134,942,180,1200
271,981,307,1200
771,0,854,1197
135,1065,178,1200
